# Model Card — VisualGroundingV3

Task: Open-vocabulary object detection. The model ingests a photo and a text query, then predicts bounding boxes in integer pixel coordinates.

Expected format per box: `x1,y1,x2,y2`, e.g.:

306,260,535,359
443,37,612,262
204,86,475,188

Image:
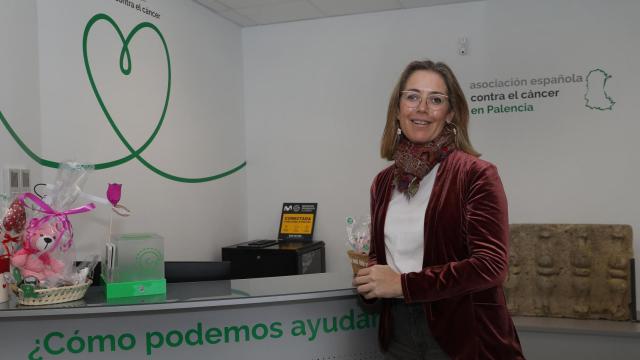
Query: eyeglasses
400,90,449,110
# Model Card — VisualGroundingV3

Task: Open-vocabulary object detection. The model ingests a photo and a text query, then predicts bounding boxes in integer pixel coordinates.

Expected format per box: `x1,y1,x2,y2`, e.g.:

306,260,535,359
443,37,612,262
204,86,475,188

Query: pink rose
107,183,122,207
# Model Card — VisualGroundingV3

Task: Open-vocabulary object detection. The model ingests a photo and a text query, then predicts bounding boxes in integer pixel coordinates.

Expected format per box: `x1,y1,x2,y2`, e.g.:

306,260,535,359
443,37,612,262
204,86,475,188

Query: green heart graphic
0,13,245,183
83,13,168,172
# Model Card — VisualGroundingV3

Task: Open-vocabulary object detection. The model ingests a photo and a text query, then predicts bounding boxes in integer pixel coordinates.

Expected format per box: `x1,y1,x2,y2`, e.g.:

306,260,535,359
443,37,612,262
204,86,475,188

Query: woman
353,60,525,359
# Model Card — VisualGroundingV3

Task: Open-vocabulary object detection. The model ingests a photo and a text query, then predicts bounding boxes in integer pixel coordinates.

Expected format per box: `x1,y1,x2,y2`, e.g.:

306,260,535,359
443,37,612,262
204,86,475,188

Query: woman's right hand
353,265,403,299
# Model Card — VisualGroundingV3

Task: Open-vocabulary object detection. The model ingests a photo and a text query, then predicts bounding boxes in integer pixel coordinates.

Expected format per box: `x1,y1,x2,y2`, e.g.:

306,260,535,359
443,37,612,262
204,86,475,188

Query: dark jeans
385,300,450,360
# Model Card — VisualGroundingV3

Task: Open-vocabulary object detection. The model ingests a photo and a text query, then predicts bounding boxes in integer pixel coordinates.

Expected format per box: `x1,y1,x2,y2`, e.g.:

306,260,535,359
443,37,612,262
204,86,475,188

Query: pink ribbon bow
19,193,95,252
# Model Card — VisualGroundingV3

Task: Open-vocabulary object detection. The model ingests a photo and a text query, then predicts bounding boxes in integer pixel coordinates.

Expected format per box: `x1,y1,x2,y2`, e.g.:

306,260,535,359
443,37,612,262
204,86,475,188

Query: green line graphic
0,13,245,183
584,68,615,111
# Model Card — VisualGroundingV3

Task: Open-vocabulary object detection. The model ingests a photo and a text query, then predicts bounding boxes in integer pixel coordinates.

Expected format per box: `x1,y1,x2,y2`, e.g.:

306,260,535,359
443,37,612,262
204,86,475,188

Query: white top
384,164,439,274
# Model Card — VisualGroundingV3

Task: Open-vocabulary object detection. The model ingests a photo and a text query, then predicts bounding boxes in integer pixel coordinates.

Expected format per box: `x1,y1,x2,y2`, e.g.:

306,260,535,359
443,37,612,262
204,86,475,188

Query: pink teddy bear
11,222,65,284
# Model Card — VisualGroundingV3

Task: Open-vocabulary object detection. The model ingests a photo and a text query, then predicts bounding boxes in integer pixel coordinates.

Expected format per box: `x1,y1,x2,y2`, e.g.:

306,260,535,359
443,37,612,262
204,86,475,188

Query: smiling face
397,70,454,145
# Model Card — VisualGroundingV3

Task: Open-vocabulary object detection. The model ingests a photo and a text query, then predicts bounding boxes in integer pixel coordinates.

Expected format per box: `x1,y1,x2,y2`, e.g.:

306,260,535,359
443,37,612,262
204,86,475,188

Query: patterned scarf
393,125,456,199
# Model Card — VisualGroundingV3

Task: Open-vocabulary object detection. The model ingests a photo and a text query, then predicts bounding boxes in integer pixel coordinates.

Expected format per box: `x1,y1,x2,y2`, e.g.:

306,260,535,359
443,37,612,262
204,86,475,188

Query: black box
221,241,325,279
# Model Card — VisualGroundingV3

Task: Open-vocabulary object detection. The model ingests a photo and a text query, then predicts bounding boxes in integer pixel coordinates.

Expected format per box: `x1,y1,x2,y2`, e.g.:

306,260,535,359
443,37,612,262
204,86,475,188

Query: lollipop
3,199,26,232
1,199,26,273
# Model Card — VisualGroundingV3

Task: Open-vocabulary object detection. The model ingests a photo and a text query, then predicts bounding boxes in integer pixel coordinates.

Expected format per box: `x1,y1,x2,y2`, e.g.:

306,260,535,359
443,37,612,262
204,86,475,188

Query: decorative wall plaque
506,224,635,321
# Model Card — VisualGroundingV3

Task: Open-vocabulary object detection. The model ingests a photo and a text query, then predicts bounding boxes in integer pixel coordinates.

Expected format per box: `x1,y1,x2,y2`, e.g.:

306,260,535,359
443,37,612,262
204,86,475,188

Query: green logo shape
135,247,163,276
0,13,245,183
584,68,615,111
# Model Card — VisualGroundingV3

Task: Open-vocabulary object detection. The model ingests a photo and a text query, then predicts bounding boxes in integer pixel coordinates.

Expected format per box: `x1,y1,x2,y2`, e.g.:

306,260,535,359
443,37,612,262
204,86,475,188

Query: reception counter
1,272,639,359
1,273,381,360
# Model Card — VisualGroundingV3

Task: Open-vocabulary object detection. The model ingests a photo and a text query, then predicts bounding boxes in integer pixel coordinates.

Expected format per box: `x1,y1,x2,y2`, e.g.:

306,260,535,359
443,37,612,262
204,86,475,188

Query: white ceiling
194,0,483,27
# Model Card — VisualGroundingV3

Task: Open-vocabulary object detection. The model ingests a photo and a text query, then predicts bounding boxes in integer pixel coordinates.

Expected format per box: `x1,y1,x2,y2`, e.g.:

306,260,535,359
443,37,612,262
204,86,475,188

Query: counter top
2,272,639,339
0,272,356,318
513,313,640,338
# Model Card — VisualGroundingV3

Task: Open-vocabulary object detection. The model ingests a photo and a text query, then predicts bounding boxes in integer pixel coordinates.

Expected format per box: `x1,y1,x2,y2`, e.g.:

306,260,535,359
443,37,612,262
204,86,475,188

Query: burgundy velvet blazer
369,150,525,360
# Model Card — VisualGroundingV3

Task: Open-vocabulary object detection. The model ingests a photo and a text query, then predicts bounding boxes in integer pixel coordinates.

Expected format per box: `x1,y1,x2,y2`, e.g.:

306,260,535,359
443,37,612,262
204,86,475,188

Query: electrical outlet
458,37,468,56
20,169,30,194
9,168,20,199
3,167,30,199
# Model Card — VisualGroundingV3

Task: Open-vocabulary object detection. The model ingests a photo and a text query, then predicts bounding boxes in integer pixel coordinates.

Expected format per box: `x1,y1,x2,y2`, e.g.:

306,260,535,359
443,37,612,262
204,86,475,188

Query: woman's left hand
352,265,403,299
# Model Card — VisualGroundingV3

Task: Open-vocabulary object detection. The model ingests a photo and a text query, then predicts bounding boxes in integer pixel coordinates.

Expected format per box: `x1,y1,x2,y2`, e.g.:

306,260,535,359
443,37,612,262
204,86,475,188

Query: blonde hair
380,60,480,160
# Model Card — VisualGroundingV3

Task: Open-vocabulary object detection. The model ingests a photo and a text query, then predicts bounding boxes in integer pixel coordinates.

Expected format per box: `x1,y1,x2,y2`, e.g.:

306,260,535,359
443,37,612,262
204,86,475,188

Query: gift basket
10,280,91,306
346,215,371,275
6,163,97,305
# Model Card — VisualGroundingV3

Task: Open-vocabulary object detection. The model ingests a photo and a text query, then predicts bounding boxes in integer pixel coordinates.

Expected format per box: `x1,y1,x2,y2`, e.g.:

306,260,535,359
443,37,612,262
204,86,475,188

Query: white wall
243,0,640,302
474,0,640,309
244,2,489,274
1,0,247,260
0,0,42,194
480,0,640,229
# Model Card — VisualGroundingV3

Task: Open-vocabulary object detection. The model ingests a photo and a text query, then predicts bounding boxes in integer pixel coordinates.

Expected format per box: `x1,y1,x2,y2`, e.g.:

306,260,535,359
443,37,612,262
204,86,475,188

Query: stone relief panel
506,224,634,320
